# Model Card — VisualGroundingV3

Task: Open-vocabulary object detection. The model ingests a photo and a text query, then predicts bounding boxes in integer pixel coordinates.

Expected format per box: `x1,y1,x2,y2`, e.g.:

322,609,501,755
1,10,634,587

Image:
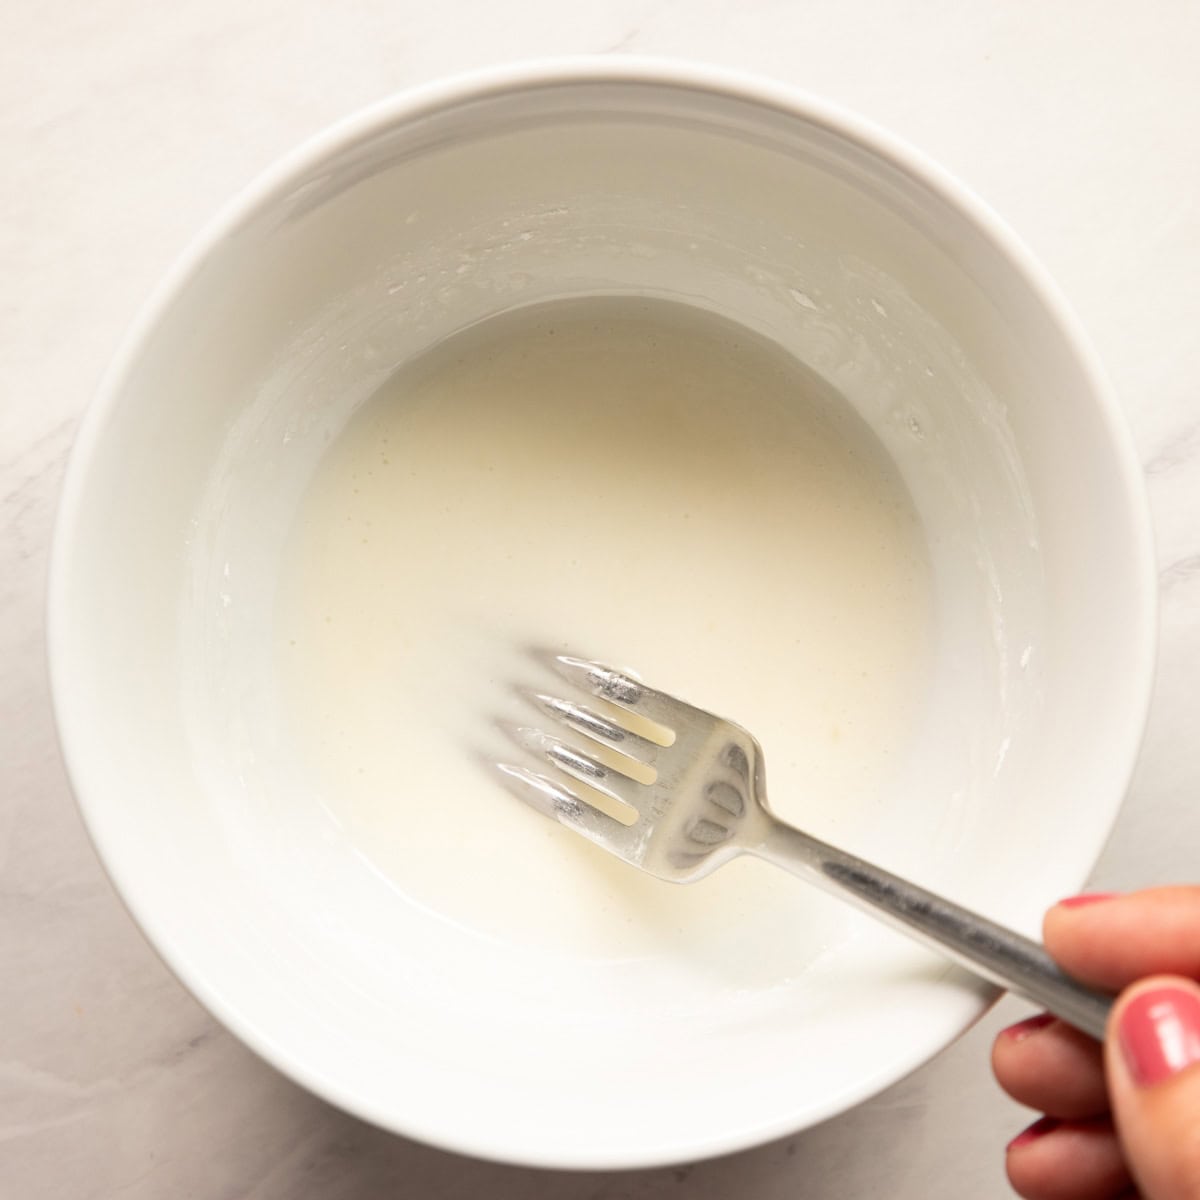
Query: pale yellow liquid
276,298,933,965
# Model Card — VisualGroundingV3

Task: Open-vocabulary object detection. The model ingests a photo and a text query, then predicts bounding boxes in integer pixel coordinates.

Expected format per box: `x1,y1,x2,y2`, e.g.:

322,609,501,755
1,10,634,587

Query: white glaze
276,297,933,960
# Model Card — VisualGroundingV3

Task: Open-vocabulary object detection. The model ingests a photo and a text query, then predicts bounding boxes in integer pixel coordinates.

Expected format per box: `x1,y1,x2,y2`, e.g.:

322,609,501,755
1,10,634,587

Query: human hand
992,888,1200,1199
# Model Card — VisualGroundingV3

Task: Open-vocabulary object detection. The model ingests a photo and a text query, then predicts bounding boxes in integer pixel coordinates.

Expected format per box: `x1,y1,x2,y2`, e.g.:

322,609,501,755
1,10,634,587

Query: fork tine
528,692,660,768
550,656,685,737
509,726,648,812
494,762,632,847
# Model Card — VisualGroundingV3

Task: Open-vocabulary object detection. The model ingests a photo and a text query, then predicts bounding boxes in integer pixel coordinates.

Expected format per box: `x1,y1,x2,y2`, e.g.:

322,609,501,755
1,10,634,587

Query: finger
993,1014,1109,1117
1005,1116,1132,1200
1043,888,1200,991
1105,976,1200,1200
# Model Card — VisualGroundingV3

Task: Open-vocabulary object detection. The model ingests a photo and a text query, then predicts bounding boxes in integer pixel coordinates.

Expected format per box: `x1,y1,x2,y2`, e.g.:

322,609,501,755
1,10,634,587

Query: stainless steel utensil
496,654,1112,1039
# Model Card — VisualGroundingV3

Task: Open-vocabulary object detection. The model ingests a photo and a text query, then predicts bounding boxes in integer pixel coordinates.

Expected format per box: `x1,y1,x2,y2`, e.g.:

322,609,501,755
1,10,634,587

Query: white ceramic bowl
49,60,1155,1168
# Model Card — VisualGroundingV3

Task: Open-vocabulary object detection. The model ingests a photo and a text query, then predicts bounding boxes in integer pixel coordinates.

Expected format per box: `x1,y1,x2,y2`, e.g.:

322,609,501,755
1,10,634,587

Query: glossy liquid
276,298,933,965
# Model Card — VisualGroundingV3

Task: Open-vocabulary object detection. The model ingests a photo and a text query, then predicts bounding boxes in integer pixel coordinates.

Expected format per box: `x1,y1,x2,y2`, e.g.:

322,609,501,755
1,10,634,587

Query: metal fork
496,654,1112,1040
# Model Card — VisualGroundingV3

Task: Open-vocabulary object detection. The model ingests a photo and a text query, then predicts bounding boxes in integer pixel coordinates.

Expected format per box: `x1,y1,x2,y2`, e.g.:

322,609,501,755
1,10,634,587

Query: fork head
495,655,768,883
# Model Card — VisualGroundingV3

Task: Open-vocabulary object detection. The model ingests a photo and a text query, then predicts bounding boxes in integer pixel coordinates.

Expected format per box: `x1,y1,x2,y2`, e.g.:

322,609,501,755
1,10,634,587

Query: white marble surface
2,2,1198,1196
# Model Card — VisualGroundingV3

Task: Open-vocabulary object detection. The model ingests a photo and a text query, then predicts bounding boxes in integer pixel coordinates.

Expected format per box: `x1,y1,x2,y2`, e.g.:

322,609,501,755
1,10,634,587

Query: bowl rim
47,55,1158,1169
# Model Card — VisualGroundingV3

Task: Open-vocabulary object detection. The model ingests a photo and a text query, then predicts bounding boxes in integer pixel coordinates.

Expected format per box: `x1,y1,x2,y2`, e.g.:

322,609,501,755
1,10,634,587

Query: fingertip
1004,1117,1130,1200
1105,976,1200,1200
1006,1114,1059,1153
992,1013,1055,1080
1042,887,1200,991
1000,1013,1057,1043
1043,891,1121,940
1110,975,1200,1088
992,1013,1109,1118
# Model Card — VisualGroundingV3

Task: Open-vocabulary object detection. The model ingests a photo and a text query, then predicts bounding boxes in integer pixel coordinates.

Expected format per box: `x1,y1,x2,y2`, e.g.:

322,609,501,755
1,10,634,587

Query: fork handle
754,818,1112,1040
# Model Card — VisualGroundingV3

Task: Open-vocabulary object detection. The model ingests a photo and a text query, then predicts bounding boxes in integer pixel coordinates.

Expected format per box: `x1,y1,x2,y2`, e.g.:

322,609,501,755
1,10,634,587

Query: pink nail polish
1119,986,1200,1087
1004,1013,1055,1042
1007,1116,1059,1151
1058,892,1120,908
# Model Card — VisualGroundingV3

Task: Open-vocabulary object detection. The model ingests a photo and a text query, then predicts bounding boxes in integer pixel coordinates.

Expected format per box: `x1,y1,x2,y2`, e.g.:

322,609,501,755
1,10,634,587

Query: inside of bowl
54,77,1151,1165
